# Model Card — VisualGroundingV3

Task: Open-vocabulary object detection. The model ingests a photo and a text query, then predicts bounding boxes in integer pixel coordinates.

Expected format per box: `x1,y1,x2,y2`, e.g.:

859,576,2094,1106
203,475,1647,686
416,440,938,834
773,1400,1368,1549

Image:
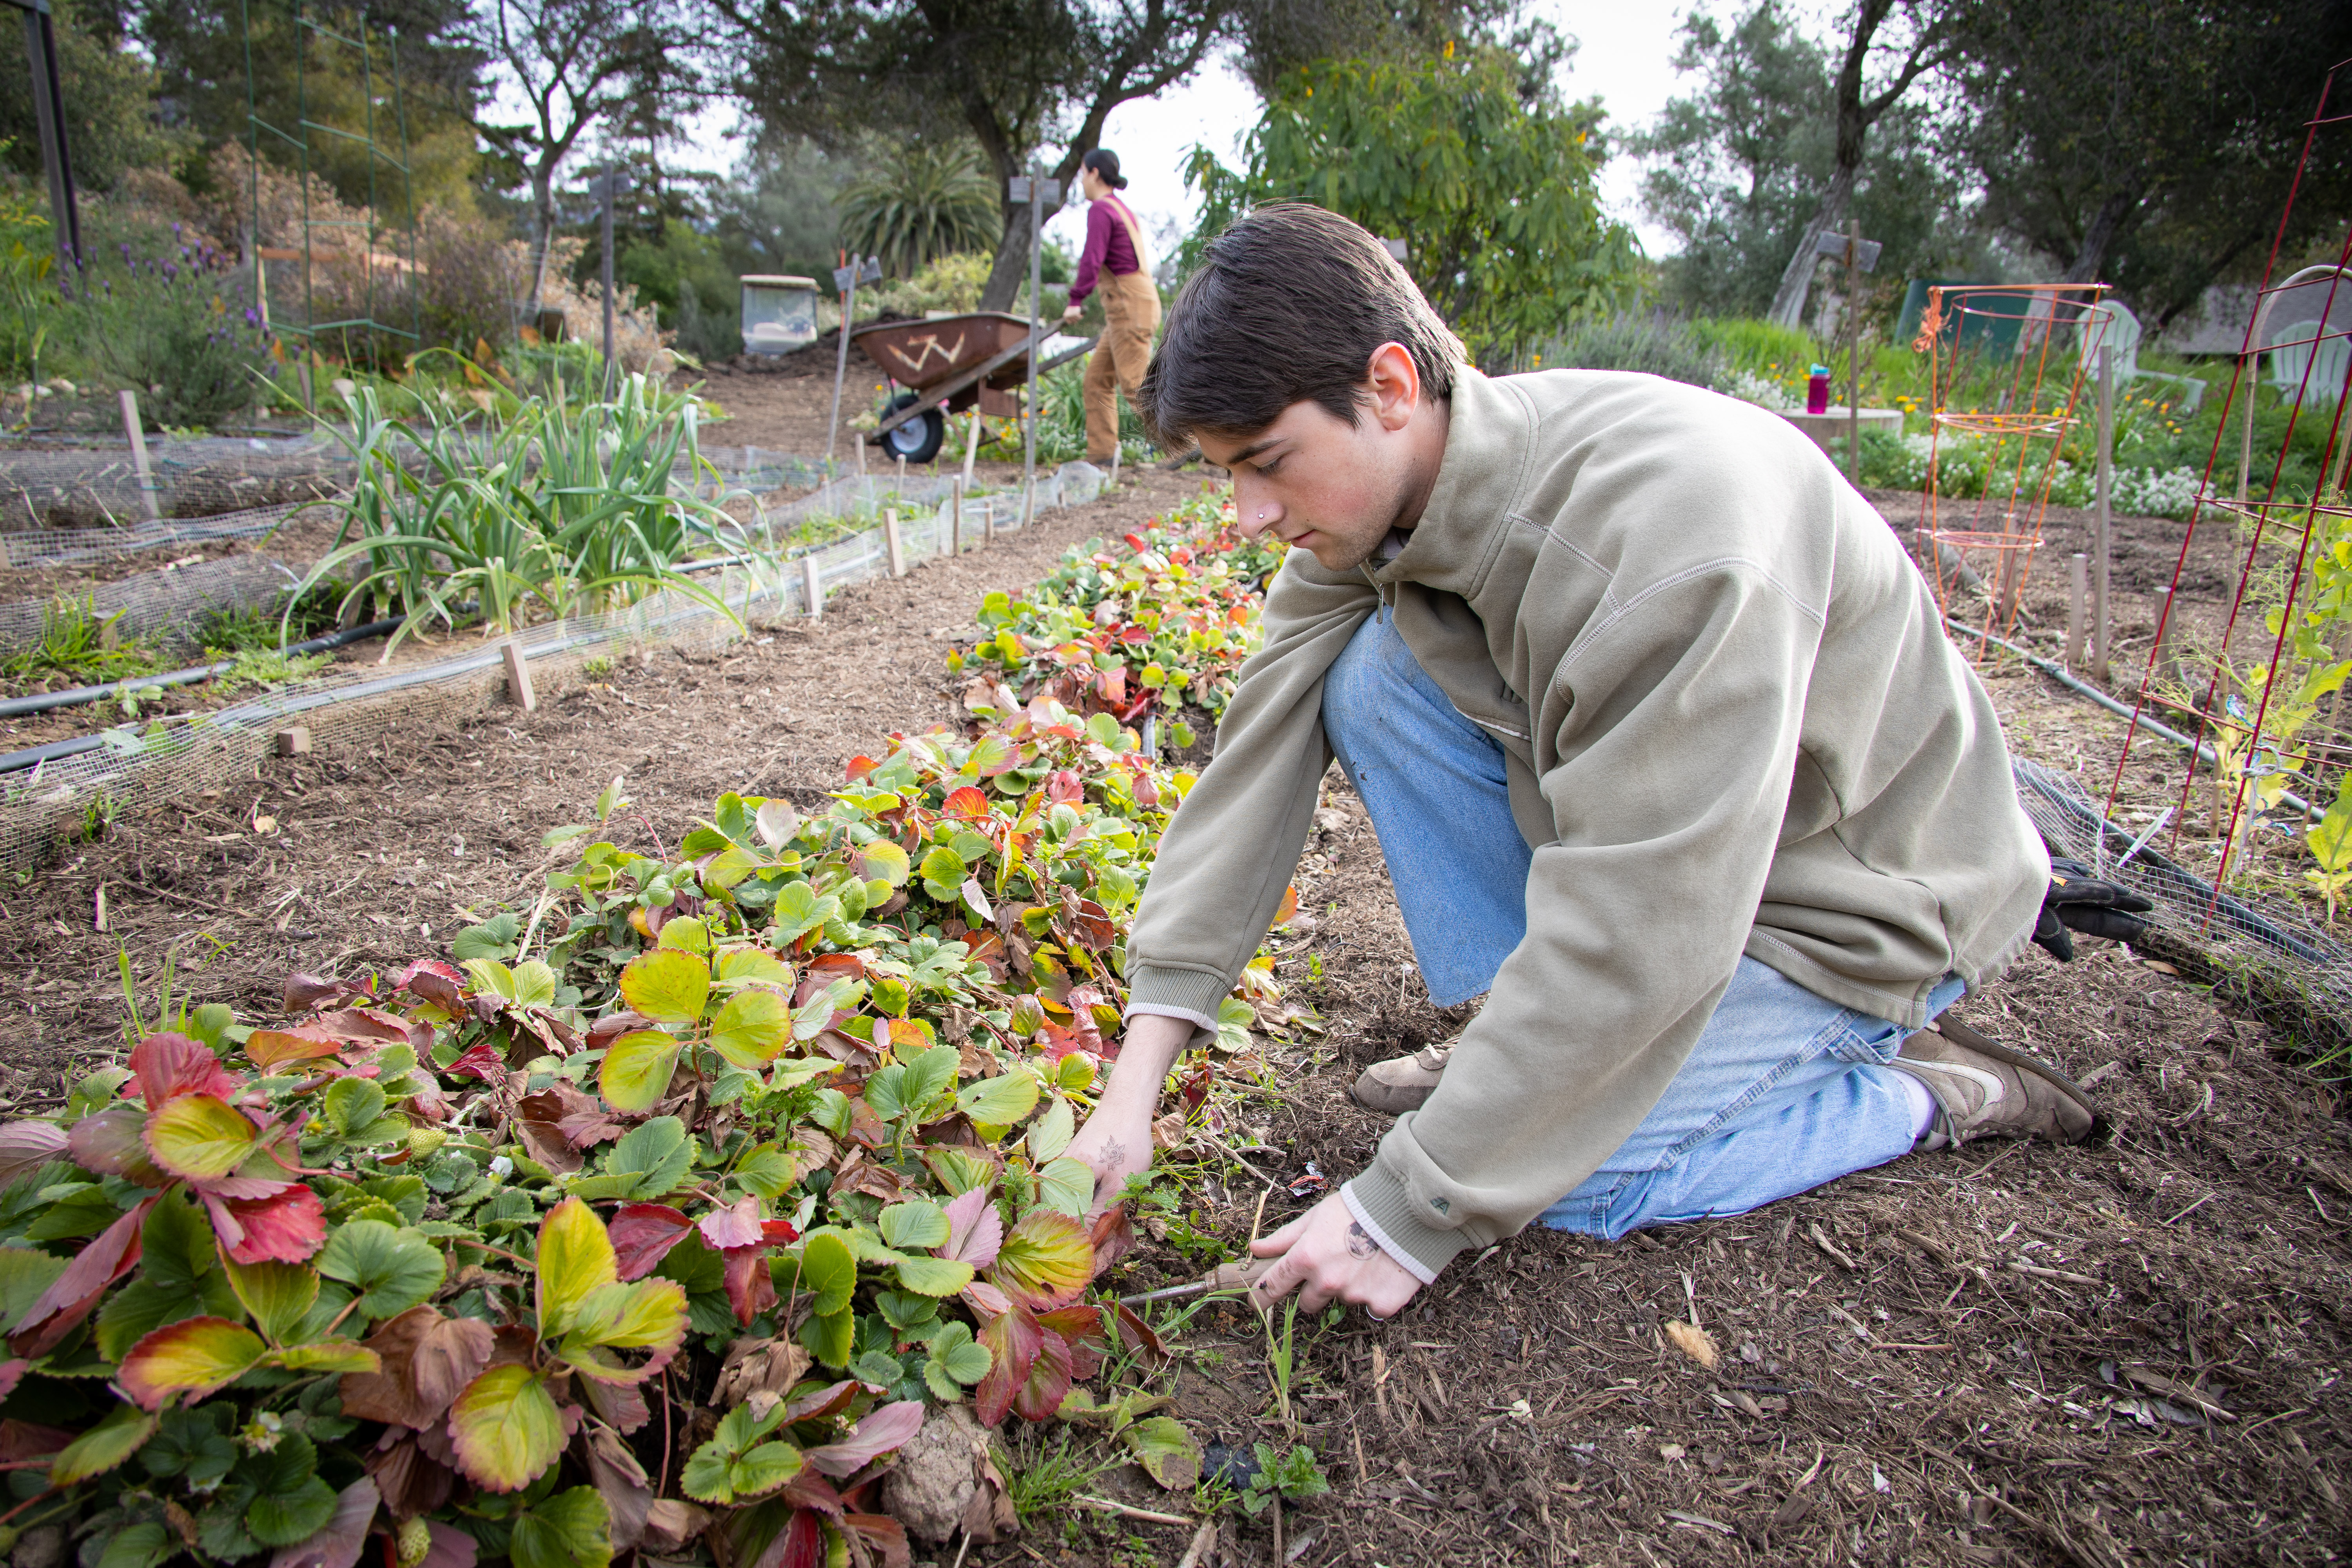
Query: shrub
1536,314,1724,388
56,224,270,428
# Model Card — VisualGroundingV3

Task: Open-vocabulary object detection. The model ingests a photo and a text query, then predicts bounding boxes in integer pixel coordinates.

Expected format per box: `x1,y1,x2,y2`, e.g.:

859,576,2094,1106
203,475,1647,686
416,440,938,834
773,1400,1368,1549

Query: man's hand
1247,1192,1422,1318
1062,1097,1154,1213
1062,303,1084,323
1065,1013,1192,1212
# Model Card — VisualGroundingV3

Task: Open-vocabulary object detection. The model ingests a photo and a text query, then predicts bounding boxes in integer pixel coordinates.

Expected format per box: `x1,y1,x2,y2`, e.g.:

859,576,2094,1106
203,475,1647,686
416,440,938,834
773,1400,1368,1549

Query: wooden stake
882,508,905,577
801,554,824,620
2094,346,2114,683
120,390,160,521
501,639,536,711
2066,553,2088,670
273,726,312,756
1109,445,1122,487
1021,476,1036,530
960,406,982,489
951,481,964,556
2152,586,2180,685
985,493,996,543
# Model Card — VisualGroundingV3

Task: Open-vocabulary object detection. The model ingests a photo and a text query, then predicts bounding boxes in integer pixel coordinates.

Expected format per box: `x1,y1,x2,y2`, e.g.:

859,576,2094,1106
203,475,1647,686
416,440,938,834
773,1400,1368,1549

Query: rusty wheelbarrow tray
854,313,1095,439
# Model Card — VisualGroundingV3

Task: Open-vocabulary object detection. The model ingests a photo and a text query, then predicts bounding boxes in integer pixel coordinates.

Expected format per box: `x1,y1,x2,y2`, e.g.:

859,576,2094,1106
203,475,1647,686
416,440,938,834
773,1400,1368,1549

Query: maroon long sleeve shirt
1067,197,1141,307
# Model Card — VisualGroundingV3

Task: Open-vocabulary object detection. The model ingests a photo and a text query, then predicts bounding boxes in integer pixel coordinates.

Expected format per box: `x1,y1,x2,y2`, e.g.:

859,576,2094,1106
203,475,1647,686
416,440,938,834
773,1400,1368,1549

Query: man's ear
1364,341,1422,433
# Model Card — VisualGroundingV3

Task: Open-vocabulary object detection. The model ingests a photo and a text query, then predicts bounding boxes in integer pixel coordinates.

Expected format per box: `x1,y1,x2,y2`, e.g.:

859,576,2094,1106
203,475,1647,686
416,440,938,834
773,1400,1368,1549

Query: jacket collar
1367,367,1528,599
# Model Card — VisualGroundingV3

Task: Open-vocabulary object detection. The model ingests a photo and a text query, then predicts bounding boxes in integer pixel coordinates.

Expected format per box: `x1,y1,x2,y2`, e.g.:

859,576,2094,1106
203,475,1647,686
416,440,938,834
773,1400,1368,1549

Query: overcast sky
1038,2,1697,261
642,2,1854,265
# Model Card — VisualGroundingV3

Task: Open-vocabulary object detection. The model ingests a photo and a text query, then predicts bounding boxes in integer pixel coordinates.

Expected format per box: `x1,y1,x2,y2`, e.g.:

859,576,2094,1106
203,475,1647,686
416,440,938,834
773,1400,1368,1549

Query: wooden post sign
1815,227,1883,484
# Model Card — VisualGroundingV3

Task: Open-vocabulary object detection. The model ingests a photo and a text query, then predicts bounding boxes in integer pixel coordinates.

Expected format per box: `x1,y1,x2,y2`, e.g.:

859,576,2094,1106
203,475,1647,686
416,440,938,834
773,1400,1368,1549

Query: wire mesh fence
2013,757,2352,1062
0,555,301,655
0,459,1107,873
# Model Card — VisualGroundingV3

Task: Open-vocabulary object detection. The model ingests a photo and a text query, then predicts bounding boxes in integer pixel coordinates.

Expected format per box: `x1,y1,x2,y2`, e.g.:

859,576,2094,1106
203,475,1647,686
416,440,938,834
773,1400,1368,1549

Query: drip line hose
0,618,407,724
1951,614,2318,819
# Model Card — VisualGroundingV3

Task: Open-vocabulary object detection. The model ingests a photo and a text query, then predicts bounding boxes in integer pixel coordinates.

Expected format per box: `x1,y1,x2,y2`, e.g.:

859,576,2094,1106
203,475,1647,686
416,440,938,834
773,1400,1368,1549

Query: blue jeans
1322,607,1964,1239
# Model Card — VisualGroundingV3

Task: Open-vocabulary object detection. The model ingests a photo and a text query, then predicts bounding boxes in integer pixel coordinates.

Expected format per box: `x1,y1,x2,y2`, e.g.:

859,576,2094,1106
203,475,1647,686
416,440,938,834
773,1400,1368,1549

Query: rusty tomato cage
1914,283,2114,652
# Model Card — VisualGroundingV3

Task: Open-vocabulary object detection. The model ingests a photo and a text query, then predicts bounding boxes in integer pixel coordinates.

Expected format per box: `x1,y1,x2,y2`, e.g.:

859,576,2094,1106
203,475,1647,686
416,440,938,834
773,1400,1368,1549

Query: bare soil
4,395,2346,1568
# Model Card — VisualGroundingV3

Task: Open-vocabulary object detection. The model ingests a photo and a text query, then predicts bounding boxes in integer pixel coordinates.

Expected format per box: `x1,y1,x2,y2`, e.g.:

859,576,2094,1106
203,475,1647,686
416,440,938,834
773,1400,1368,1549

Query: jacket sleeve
1122,554,1379,1031
1068,203,1112,307
1343,560,1829,1275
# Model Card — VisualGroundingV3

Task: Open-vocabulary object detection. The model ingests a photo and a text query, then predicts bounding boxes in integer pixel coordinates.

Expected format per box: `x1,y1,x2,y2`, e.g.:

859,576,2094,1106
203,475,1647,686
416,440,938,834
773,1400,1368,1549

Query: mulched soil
4,383,2347,1568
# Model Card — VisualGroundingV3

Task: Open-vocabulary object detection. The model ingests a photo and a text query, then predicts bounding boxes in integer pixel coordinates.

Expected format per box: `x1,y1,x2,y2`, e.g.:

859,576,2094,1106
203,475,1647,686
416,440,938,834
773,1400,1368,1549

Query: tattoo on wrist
1100,1139,1127,1169
1346,1221,1378,1259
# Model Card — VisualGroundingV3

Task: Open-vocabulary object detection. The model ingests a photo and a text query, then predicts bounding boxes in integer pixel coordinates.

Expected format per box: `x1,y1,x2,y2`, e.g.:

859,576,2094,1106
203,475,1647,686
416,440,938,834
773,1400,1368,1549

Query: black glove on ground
2031,855,2156,961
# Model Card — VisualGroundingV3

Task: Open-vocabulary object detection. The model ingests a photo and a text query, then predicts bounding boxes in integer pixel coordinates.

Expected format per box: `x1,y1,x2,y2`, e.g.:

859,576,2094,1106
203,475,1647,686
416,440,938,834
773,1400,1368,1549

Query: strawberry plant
0,492,1319,1566
950,491,1282,727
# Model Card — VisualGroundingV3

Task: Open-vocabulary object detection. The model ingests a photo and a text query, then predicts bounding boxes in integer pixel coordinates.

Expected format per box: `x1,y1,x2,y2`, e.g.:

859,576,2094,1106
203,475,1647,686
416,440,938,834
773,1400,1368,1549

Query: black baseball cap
1082,149,1128,189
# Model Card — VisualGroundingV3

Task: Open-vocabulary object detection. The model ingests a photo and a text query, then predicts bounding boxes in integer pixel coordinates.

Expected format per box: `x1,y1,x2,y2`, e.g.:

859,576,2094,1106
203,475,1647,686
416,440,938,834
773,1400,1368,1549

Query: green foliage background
1182,48,1640,363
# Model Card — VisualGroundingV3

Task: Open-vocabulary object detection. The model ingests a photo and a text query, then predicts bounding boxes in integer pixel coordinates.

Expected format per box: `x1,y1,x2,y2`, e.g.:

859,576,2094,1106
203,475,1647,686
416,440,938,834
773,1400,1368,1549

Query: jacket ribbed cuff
1342,1165,1475,1280
1123,962,1232,1024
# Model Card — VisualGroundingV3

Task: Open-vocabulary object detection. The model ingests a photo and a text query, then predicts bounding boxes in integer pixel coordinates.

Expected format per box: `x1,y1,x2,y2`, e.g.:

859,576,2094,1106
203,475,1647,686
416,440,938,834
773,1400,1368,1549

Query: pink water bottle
1806,364,1831,415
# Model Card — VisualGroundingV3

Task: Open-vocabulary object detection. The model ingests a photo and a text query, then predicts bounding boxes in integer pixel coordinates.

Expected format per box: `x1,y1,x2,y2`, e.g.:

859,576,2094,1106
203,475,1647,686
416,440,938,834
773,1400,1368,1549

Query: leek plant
289,363,738,652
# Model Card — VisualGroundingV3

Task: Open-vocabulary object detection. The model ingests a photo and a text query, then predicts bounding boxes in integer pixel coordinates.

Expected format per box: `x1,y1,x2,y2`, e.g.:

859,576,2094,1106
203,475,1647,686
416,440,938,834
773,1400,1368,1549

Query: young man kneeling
1064,204,2142,1318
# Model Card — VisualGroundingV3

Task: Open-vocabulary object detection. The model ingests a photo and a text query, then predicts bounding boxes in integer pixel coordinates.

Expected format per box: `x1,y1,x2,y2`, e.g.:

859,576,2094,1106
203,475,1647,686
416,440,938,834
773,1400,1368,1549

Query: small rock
882,1403,987,1544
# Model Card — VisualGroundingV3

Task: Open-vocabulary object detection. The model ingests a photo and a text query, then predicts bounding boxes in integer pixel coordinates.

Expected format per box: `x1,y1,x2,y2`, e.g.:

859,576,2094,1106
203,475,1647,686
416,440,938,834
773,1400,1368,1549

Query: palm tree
837,141,1002,279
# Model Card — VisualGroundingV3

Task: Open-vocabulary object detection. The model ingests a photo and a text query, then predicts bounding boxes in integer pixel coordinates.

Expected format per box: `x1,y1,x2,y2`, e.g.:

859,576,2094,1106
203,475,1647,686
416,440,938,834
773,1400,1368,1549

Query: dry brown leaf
1664,1319,1719,1370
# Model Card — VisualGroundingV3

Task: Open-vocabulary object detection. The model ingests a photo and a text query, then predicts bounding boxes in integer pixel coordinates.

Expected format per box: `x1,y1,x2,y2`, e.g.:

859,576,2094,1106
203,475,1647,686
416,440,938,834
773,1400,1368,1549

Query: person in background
1062,149,1160,467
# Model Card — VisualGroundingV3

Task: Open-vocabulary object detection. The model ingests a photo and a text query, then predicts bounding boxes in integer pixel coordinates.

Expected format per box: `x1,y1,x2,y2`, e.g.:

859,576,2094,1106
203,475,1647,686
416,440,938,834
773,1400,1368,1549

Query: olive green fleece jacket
1121,366,2048,1278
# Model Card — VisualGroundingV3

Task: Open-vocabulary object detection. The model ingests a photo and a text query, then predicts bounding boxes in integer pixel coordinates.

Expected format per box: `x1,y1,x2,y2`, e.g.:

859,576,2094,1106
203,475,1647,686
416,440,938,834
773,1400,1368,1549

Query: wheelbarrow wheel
876,391,946,464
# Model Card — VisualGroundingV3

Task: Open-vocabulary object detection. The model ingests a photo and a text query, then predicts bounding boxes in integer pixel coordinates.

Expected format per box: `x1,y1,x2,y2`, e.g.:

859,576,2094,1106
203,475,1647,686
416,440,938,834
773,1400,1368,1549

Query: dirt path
6,460,1210,1081
4,429,2346,1565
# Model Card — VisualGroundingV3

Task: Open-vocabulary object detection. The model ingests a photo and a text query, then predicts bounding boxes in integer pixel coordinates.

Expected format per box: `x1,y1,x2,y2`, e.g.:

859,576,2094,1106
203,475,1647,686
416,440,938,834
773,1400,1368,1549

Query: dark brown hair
1136,203,1462,448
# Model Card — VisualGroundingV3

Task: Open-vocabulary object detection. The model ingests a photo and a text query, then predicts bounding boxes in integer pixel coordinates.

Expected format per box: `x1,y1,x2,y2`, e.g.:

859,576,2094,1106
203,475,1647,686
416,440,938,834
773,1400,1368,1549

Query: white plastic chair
2265,316,2352,405
2083,300,2207,414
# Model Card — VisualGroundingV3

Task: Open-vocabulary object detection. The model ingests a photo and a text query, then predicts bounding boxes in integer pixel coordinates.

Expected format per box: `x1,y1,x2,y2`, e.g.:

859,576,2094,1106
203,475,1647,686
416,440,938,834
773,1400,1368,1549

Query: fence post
2094,347,2114,684
802,555,824,621
2067,553,2088,670
882,508,905,578
119,390,160,522
501,640,537,712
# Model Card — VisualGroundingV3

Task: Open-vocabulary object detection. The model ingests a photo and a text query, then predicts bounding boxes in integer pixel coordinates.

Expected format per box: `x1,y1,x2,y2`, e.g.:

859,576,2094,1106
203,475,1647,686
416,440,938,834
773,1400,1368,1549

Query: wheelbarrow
853,313,1094,464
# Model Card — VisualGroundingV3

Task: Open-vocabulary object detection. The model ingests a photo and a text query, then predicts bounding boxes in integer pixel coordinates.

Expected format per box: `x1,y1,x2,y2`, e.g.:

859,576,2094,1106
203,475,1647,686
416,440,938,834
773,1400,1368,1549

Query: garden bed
2,471,2346,1566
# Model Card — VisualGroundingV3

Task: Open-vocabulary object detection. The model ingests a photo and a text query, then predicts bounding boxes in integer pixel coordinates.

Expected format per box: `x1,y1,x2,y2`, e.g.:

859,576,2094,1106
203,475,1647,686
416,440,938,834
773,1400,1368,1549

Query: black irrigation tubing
1954,615,2322,820
0,618,407,725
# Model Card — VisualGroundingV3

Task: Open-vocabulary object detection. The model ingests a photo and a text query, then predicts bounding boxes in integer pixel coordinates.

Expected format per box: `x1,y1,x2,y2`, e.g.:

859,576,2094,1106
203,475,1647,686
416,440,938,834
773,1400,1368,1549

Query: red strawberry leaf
201,1184,327,1265
1036,1305,1109,1382
973,1303,1042,1428
127,1034,242,1108
11,1196,156,1356
609,1204,694,1282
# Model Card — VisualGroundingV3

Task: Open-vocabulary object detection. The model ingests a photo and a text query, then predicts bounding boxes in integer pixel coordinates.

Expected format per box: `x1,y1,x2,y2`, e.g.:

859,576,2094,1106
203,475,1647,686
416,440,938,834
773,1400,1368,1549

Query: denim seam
1644,1004,1870,1171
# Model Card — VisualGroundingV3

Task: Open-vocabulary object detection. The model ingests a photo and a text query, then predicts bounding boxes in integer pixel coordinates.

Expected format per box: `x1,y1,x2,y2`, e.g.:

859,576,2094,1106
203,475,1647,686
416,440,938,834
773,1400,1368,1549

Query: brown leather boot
1887,1018,2098,1150
1350,1040,1453,1116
